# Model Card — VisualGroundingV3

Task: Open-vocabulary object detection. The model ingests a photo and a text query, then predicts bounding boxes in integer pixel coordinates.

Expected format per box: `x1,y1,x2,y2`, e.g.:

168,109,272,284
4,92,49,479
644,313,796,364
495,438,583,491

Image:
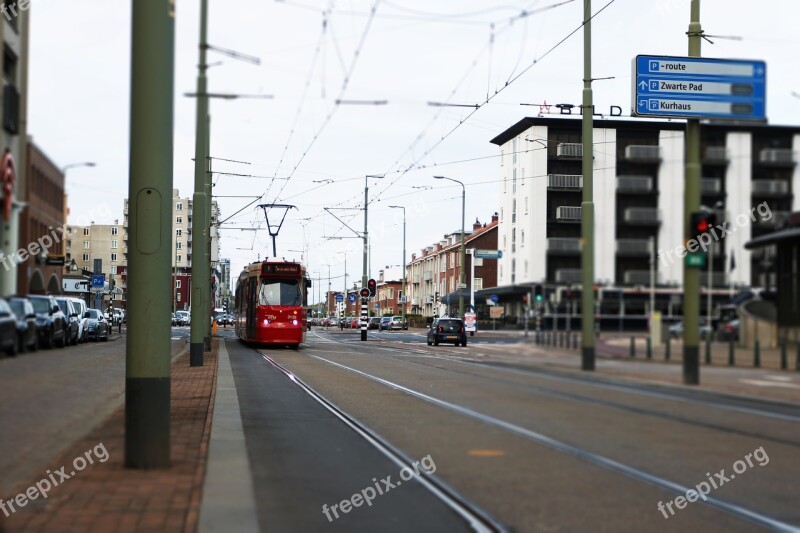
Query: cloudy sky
27,0,800,291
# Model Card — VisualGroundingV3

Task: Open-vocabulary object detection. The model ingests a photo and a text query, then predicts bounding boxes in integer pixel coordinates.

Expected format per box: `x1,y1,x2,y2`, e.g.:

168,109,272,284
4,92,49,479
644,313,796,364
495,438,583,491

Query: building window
176,241,182,249
176,216,182,224
500,208,504,222
512,199,516,223
388,288,394,299
111,240,118,249
512,228,516,252
176,280,181,289
512,168,517,193
500,149,504,167
474,278,483,291
83,228,90,236
177,254,182,262
111,227,118,236
111,266,117,275
82,253,89,261
111,253,118,262
512,138,517,164
176,203,183,211
521,230,525,246
524,197,528,214
176,229,182,237
83,241,90,249
511,259,516,283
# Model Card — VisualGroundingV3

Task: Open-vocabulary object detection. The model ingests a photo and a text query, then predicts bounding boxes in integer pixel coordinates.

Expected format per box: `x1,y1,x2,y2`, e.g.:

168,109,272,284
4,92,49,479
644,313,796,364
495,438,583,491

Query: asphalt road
223,327,800,532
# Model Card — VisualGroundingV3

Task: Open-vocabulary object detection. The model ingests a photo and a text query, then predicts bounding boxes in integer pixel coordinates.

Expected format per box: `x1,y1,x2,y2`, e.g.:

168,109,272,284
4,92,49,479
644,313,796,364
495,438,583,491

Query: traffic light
690,211,717,241
434,291,439,303
359,287,370,298
368,278,377,297
534,284,543,303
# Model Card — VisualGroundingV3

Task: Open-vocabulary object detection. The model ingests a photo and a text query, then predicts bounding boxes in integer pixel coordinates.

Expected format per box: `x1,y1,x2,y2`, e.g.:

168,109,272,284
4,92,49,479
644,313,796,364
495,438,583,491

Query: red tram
234,260,310,349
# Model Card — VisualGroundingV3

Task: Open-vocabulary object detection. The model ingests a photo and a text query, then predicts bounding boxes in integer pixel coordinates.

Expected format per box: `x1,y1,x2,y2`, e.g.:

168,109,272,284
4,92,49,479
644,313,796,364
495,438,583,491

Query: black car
8,296,38,353
426,318,467,347
84,308,110,342
28,295,67,349
0,297,20,356
368,317,381,330
55,297,80,346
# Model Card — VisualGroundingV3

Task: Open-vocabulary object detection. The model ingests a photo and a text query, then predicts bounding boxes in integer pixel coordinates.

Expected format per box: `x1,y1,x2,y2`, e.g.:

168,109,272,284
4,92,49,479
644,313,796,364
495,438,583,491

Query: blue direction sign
334,293,344,303
633,55,766,120
474,249,503,260
490,294,500,304
91,274,105,288
347,293,356,303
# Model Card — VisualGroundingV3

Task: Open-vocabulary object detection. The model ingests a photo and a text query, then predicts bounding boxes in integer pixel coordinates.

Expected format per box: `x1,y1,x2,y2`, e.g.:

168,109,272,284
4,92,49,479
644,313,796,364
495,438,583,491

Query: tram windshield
258,278,302,306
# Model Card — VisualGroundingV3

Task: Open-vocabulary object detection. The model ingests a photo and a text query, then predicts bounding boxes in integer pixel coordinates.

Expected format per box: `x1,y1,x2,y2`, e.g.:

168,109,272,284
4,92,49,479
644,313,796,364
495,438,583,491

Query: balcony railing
555,269,583,283
556,143,582,158
758,148,796,166
547,238,581,254
700,178,722,195
624,207,661,225
623,270,660,285
703,146,729,164
617,176,653,194
555,206,582,222
752,179,789,196
624,145,662,162
548,174,583,190
616,239,652,256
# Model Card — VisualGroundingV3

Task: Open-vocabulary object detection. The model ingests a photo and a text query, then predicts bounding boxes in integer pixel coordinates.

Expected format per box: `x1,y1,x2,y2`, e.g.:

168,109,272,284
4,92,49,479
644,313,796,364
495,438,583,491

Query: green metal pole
125,0,174,469
190,0,209,366
205,115,212,351
459,182,466,319
581,0,595,371
361,177,369,341
683,0,702,385
402,208,406,327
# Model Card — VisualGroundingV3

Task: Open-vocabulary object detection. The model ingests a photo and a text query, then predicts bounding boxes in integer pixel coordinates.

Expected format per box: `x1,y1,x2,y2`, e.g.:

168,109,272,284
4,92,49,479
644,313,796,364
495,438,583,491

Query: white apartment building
491,116,799,316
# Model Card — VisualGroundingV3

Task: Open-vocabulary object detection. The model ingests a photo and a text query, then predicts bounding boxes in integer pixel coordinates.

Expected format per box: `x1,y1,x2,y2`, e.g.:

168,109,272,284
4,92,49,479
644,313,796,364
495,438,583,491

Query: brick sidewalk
1,342,218,533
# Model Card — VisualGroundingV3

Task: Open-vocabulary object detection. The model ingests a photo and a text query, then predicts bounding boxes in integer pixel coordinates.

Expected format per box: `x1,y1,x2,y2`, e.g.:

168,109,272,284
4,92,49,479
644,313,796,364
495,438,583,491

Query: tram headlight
263,319,270,326
291,319,298,326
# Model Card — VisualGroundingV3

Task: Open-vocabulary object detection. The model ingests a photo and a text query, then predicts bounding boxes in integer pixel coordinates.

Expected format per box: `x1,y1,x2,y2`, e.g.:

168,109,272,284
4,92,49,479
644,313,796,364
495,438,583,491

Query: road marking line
468,450,505,457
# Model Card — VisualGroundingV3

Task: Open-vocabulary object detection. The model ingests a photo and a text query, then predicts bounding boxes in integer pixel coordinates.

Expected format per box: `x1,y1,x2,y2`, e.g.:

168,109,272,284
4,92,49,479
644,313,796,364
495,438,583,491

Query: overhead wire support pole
189,0,210,367
362,175,384,340
683,0,703,385
125,0,174,469
581,0,596,371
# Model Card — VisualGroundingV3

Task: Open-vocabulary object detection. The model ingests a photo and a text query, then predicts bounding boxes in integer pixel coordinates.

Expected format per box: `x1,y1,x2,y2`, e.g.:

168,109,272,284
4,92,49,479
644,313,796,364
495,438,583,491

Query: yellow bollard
212,320,218,336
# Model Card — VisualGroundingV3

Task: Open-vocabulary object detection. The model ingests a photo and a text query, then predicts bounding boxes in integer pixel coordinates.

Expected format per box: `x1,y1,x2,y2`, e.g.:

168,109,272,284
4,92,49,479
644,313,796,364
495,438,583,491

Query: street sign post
334,293,344,303
474,249,503,260
91,274,105,288
632,55,766,120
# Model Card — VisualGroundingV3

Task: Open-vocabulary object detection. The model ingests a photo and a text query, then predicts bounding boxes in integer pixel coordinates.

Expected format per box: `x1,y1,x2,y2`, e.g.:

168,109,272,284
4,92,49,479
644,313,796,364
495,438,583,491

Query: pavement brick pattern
1,343,218,533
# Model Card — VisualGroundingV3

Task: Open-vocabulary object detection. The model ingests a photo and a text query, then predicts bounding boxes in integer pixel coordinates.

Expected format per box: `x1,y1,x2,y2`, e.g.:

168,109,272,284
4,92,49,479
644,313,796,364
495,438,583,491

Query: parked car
426,317,467,347
668,320,713,340
717,319,740,342
28,295,67,349
368,317,381,330
69,298,89,343
84,308,110,341
55,297,80,346
350,317,359,329
391,316,408,330
0,297,21,356
379,317,393,331
9,297,38,353
175,311,190,326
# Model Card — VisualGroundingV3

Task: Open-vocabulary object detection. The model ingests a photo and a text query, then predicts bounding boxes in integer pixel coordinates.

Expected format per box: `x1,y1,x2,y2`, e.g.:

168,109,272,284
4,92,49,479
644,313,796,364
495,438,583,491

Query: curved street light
433,175,466,318
62,162,96,173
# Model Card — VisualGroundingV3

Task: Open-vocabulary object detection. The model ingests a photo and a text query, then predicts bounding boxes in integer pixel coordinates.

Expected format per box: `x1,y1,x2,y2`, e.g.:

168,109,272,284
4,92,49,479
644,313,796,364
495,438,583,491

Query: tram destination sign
632,55,766,121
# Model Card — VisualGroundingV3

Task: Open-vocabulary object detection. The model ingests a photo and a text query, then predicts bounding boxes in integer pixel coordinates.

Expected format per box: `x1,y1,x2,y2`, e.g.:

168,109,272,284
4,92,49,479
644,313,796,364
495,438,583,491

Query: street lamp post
389,205,406,327
433,176,466,318
62,162,97,173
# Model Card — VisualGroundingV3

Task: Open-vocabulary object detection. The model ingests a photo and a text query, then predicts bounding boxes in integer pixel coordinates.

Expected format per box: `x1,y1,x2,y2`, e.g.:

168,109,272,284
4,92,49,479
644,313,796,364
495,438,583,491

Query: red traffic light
690,211,717,240
359,287,370,298
367,278,377,297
